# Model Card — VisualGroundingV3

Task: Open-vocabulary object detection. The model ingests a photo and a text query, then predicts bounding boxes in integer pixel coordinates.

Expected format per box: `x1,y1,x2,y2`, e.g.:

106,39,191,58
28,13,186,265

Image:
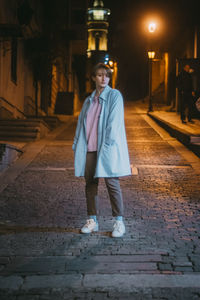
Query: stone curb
23,274,82,290
83,274,200,291
148,113,192,145
148,112,200,160
0,276,23,290
1,274,200,291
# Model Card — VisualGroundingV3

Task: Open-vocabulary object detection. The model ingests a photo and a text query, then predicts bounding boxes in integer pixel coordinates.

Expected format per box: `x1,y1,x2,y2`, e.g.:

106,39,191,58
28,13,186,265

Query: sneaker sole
112,233,125,238
111,230,125,238
81,226,99,234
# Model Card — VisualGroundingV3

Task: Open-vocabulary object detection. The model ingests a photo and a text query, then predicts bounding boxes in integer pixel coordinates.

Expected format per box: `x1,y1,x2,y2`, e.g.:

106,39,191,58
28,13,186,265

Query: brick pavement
0,104,200,299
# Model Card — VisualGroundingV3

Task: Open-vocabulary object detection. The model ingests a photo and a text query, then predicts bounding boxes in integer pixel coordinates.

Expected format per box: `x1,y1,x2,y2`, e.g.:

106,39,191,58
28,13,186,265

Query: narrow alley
0,103,200,299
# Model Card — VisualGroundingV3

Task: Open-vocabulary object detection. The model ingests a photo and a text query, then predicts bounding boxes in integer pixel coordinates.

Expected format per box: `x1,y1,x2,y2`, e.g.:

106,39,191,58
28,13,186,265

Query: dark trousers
84,152,124,217
180,92,193,121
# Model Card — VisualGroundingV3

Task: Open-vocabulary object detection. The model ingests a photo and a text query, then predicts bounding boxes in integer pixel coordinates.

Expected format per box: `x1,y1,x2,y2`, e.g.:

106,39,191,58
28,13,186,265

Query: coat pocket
102,142,119,173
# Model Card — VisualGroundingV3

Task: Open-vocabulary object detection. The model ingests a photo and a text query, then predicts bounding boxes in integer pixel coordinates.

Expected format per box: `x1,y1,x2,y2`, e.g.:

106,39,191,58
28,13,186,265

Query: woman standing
72,63,131,237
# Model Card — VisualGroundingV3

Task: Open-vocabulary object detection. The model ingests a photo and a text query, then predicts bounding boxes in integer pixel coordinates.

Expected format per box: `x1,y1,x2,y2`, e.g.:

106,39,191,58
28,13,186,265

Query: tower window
93,9,104,20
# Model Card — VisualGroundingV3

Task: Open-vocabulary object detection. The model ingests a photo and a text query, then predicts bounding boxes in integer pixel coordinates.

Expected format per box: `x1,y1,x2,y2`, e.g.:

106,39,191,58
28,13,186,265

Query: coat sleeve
72,101,87,151
105,90,124,146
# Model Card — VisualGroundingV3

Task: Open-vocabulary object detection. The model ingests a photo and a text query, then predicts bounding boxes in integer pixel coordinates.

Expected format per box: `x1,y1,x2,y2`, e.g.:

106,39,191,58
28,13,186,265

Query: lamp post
148,51,155,112
147,22,156,112
107,59,118,88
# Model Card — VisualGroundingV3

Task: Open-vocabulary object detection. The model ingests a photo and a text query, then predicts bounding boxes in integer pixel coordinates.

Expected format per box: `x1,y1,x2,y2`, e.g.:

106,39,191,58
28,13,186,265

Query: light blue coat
72,85,131,178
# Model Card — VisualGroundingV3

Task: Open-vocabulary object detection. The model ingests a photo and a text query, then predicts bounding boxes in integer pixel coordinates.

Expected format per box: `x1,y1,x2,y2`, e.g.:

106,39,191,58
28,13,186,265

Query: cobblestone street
0,103,200,299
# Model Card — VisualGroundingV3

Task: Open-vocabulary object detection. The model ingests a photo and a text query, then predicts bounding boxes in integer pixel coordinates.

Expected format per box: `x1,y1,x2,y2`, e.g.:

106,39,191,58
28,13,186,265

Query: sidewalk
132,99,200,157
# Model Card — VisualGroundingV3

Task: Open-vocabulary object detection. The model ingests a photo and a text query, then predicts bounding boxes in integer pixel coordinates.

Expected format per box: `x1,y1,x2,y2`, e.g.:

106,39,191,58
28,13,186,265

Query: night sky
100,0,200,100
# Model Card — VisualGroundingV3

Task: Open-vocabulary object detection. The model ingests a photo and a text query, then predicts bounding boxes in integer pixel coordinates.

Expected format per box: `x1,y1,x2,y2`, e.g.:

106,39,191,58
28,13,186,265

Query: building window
11,38,18,83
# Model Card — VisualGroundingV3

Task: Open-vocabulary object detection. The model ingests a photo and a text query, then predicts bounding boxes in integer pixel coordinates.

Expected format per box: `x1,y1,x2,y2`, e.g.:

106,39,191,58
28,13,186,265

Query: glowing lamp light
148,51,155,59
93,9,104,20
105,54,109,62
109,60,114,67
87,52,91,58
148,22,156,33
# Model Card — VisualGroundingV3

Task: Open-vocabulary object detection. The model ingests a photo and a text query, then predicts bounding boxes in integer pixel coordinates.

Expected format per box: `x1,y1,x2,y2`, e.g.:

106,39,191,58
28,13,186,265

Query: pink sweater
86,95,101,152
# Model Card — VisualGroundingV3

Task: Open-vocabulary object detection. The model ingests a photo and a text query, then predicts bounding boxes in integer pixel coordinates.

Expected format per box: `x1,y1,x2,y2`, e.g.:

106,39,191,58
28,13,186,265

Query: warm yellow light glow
88,31,96,50
141,15,163,36
148,22,156,33
87,50,91,58
148,51,155,59
93,9,104,20
109,60,113,67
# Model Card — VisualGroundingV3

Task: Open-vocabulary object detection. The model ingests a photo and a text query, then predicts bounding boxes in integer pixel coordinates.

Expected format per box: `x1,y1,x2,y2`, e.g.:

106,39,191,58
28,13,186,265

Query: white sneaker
112,220,125,238
81,219,99,234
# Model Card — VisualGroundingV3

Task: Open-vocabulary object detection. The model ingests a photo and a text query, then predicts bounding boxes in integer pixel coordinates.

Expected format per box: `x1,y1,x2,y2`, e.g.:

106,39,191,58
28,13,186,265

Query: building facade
0,0,41,119
0,0,88,120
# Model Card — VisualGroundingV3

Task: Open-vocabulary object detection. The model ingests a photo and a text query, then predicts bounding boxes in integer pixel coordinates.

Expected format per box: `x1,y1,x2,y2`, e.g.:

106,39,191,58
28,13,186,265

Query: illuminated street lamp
148,22,156,33
147,22,157,112
148,51,155,59
108,60,114,67
106,59,118,88
148,51,155,112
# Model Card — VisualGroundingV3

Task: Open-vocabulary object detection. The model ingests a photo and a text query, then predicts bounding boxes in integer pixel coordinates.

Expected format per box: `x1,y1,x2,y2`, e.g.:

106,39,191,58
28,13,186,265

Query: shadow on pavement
0,224,111,237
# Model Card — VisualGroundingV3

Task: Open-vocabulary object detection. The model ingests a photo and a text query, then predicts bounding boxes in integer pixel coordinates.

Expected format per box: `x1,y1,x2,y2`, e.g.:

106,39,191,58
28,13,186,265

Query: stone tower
87,0,110,58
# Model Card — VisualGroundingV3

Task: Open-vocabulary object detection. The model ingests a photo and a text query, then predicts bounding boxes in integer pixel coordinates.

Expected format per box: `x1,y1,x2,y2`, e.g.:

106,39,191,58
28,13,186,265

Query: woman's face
93,68,110,90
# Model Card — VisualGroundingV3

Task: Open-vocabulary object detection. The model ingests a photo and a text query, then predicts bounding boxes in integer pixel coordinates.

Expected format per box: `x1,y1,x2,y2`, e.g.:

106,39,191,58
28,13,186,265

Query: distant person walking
177,64,195,123
72,63,131,237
